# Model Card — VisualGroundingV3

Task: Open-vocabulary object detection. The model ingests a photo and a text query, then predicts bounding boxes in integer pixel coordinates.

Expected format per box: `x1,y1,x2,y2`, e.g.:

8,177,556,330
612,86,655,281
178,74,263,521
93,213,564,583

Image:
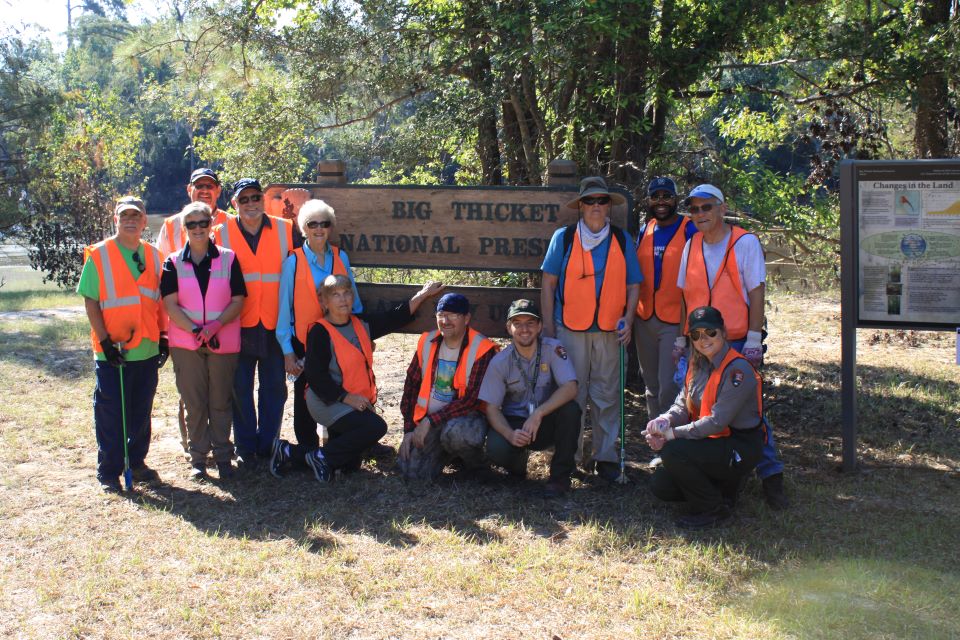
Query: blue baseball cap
685,183,725,204
189,168,220,185
647,177,677,196
232,178,262,199
436,293,470,315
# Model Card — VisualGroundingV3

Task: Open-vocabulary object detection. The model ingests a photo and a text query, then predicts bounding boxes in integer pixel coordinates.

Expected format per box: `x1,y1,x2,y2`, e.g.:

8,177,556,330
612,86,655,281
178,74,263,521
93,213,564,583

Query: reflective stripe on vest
685,348,762,439
636,218,692,324
561,227,627,331
412,327,497,424
167,248,241,353
214,215,292,329
293,246,348,347
682,226,753,341
317,316,377,403
85,239,162,353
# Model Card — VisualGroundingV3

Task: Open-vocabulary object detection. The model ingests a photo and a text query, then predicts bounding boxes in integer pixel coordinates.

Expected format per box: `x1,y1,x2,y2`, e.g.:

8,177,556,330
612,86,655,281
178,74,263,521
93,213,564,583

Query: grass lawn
0,288,957,639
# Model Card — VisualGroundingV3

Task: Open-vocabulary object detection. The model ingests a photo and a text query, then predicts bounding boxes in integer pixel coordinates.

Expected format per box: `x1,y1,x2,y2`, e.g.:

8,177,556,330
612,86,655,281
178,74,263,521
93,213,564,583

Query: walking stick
616,321,628,484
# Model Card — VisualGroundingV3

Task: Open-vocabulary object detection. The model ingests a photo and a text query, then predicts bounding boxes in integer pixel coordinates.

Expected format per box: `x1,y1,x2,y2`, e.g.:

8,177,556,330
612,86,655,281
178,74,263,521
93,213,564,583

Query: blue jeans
94,357,159,480
232,340,287,458
730,337,784,479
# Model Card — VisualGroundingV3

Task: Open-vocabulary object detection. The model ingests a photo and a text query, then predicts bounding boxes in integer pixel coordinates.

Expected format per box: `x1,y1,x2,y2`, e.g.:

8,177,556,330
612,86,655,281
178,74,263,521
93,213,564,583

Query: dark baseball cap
436,293,470,315
647,177,677,196
232,178,262,198
507,299,541,321
687,306,724,332
189,168,220,185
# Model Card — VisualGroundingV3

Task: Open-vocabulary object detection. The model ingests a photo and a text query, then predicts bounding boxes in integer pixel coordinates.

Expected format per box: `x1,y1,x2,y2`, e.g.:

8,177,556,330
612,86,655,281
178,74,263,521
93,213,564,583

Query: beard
648,203,677,221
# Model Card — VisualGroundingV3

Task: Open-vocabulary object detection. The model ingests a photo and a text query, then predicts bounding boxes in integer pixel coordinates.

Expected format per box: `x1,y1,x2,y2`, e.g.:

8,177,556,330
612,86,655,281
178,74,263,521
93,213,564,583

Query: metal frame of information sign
839,159,960,471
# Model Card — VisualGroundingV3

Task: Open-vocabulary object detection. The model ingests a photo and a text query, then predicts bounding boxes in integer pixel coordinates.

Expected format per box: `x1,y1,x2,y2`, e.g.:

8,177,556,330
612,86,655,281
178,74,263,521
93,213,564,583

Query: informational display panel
842,160,960,329
263,184,631,271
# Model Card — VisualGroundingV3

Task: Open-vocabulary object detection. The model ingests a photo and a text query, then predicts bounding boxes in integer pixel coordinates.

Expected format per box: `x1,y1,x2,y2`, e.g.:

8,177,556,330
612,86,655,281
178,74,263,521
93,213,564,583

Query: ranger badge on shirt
731,370,744,387
555,345,568,360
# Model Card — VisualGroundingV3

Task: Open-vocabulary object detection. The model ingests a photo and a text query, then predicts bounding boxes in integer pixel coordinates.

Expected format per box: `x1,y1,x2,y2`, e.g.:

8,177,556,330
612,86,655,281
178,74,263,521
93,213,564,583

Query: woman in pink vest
161,202,247,481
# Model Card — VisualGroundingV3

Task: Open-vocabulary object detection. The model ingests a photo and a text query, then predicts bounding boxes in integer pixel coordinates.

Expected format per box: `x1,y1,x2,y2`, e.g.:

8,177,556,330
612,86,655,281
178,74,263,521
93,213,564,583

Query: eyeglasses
688,202,718,214
650,192,675,201
436,312,464,323
192,182,217,191
306,219,333,229
689,328,719,341
581,196,611,206
131,250,146,274
237,193,262,204
184,219,211,230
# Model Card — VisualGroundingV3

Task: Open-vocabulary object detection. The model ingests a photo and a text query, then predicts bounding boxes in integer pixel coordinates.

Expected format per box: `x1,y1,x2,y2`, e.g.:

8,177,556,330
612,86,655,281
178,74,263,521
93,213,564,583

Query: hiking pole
616,320,628,485
116,341,133,492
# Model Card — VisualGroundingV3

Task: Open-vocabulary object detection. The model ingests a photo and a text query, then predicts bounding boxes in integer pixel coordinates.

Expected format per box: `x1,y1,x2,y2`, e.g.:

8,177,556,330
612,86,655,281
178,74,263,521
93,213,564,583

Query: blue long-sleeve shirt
276,243,363,355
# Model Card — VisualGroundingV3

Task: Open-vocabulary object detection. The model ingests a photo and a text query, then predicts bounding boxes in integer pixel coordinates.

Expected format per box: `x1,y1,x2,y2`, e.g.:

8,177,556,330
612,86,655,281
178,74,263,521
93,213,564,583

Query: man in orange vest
633,177,698,419
155,167,231,456
676,183,787,509
156,168,231,259
78,196,167,493
213,178,294,470
541,177,641,484
397,293,499,481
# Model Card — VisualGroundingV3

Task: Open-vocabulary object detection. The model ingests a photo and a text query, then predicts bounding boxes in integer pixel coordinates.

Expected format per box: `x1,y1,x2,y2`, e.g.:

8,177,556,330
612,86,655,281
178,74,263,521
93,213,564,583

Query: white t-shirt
677,227,765,304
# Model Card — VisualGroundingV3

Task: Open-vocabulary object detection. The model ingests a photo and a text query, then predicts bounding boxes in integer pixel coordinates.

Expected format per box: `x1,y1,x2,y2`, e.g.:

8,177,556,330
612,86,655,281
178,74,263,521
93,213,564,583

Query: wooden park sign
264,162,632,337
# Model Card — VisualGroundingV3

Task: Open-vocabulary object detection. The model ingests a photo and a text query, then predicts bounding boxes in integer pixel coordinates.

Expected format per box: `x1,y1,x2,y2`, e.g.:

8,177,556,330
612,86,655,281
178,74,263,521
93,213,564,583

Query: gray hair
320,274,353,297
179,201,213,223
298,199,337,234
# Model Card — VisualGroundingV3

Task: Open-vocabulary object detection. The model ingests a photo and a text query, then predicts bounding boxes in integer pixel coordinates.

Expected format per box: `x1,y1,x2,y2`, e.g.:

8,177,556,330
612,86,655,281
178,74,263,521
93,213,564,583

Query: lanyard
511,337,542,410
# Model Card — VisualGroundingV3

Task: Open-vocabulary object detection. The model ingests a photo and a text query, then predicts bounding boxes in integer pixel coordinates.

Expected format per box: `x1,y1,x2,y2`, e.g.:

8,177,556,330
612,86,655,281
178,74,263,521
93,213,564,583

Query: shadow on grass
0,319,92,379
0,288,78,311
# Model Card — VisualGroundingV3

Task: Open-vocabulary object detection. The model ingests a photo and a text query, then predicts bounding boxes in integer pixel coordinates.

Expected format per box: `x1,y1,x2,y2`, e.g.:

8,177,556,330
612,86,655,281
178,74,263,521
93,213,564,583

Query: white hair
297,199,337,234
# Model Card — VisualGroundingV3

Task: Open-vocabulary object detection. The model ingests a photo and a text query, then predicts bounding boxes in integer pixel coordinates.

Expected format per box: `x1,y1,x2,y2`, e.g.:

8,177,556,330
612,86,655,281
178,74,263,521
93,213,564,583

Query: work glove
192,325,205,347
645,416,670,437
671,336,687,366
100,337,125,368
157,337,169,368
199,320,222,343
742,330,763,368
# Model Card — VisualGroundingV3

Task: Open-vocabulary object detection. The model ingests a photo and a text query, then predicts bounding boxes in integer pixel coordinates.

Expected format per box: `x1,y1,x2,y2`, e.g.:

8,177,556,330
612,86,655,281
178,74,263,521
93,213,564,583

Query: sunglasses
131,250,146,274
689,328,719,341
184,219,211,230
237,193,262,204
581,196,611,206
687,202,718,214
306,219,333,229
650,192,675,201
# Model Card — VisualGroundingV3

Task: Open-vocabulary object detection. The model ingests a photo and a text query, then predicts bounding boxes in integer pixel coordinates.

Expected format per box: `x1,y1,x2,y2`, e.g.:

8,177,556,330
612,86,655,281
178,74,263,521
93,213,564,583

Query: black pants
485,400,582,480
650,427,764,513
290,409,387,471
292,372,320,449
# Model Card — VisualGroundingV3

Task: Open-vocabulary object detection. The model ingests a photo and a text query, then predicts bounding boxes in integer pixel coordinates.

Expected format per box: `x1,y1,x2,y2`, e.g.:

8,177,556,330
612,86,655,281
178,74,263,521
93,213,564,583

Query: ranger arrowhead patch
731,370,744,387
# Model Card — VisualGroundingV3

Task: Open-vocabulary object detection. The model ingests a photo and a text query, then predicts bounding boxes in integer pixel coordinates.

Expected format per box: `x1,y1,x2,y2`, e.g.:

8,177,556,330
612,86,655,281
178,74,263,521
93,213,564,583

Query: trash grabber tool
616,321,629,484
116,335,134,491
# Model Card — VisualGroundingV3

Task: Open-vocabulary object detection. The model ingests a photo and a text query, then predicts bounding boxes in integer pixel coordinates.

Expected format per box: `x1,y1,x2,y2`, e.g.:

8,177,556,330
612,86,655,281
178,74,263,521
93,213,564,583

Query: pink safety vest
167,247,241,353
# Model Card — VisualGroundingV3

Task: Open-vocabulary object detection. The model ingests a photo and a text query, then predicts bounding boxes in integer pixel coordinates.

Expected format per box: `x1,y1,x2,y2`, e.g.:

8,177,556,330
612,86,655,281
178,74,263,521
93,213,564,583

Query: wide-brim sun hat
565,176,626,209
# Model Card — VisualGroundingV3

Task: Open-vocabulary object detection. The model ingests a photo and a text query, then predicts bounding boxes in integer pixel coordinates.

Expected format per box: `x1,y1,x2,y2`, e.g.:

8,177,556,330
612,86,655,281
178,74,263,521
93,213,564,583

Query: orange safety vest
316,316,377,403
412,328,497,424
158,208,230,258
83,238,163,354
682,226,756,341
685,348,762,438
292,245,347,347
636,218,694,324
560,225,627,331
214,215,293,329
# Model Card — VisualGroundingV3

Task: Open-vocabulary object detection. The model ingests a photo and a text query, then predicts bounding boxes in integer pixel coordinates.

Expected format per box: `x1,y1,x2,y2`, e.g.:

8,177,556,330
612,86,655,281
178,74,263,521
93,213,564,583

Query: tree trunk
913,0,951,158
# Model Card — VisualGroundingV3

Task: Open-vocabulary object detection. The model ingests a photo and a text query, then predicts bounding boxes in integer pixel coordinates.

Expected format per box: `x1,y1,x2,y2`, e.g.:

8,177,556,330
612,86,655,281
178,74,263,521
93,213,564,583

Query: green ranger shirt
77,241,160,362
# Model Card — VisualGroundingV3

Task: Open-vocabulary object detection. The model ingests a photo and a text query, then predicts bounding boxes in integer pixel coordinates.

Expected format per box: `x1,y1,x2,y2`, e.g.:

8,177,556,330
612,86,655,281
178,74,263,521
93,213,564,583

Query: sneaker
131,464,160,484
217,461,235,480
543,476,571,498
595,461,622,484
305,449,331,483
189,465,208,482
761,472,789,510
99,476,122,494
269,438,291,478
235,453,259,473
676,504,732,529
364,442,396,459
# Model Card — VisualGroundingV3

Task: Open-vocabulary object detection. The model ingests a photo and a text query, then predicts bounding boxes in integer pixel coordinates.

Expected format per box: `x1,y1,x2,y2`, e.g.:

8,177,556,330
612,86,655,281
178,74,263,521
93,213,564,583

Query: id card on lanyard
511,338,542,418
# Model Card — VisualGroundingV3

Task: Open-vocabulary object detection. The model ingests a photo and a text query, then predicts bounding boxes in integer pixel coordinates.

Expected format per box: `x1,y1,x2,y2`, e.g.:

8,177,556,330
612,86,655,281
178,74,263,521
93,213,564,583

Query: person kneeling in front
644,306,765,528
269,275,443,481
479,299,581,498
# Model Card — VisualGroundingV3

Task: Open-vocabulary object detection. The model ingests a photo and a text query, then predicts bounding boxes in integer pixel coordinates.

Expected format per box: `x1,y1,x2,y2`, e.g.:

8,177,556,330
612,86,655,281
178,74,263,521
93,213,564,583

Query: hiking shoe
269,438,291,478
235,453,259,473
305,449,331,483
676,505,732,530
543,476,571,499
99,476,122,494
131,464,160,483
364,442,396,459
761,472,789,510
595,461,622,484
189,465,208,482
217,461,235,480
